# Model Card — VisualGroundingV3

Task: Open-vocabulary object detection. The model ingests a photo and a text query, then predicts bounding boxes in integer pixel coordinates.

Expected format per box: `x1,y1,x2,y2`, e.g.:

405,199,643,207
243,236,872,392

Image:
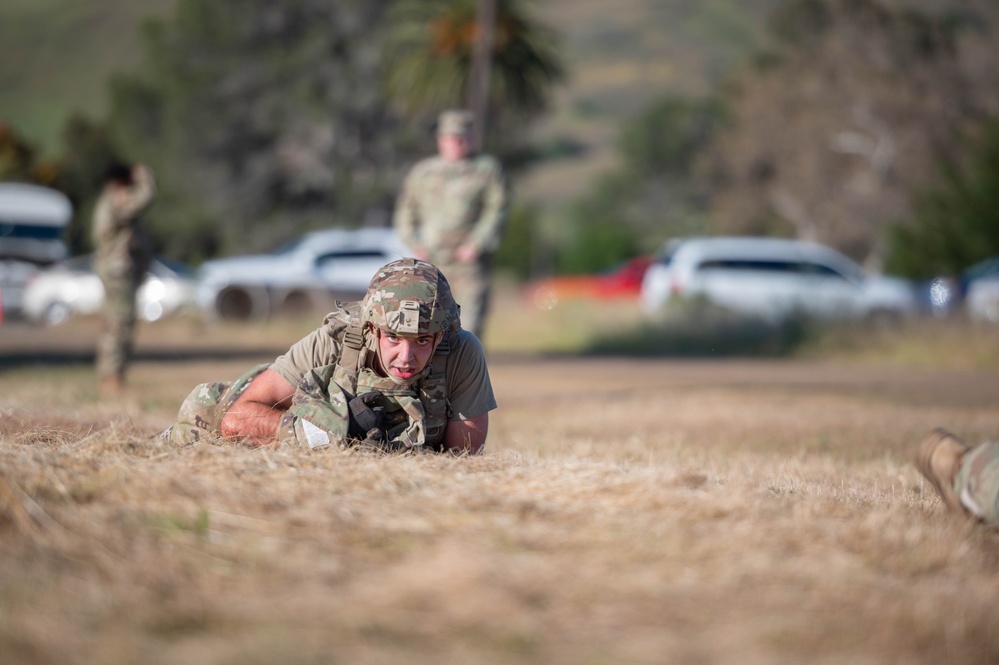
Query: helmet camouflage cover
362,259,461,335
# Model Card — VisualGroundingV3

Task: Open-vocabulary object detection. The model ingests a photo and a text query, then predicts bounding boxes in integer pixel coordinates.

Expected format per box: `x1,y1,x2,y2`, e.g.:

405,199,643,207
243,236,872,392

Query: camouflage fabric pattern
362,259,461,334
437,259,492,339
393,154,507,259
162,364,271,445
277,364,427,451
393,151,508,338
954,439,999,524
93,165,155,382
95,275,142,380
92,165,155,282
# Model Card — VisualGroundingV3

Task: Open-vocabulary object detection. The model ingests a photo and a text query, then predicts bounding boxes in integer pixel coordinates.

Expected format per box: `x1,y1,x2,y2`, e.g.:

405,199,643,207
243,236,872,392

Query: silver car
964,256,999,323
22,255,197,326
641,236,918,321
196,227,410,320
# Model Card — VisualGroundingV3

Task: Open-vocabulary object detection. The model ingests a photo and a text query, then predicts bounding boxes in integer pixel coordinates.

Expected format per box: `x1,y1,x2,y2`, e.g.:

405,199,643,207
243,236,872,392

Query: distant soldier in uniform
393,109,509,339
916,427,999,527
162,259,495,454
92,162,156,396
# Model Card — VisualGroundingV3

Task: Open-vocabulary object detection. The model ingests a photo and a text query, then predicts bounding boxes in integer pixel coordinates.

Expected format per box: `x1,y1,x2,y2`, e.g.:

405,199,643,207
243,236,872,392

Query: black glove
348,391,386,442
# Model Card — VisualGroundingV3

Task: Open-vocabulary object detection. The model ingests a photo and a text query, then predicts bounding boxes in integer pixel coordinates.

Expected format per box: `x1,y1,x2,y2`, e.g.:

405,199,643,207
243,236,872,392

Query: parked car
523,257,652,310
0,183,73,320
641,236,918,321
964,256,999,323
22,255,197,325
196,227,410,320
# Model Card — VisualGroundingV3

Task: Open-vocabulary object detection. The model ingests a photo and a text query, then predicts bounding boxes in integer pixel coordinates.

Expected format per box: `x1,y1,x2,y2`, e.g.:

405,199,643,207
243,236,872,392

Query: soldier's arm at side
466,159,509,255
392,170,424,257
442,413,488,455
220,369,295,447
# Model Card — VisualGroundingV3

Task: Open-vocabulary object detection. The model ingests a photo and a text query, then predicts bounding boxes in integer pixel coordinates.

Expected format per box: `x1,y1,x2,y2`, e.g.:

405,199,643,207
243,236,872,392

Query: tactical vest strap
335,323,365,394
326,306,455,449
420,332,455,448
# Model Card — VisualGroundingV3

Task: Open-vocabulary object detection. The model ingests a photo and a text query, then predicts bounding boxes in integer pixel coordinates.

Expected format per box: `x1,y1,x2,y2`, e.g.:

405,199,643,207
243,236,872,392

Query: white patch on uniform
960,485,985,519
300,419,331,449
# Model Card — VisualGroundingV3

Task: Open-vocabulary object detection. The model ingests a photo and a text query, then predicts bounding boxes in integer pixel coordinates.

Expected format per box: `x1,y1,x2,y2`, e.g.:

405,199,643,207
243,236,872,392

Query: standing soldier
393,109,509,340
92,162,156,396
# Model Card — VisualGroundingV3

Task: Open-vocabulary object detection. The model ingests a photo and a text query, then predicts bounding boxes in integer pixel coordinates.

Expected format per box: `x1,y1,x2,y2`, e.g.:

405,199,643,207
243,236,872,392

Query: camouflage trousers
954,439,999,524
436,257,492,339
96,274,141,380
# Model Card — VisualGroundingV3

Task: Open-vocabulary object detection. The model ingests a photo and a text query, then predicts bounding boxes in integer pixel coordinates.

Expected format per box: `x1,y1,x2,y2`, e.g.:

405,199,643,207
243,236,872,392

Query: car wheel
43,301,72,326
278,290,313,318
215,286,268,321
866,308,900,329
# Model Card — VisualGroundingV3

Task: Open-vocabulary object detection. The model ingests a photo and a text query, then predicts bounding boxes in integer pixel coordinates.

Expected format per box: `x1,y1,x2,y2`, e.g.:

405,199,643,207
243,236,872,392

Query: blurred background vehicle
523,256,651,310
963,256,999,323
0,183,73,321
641,236,918,321
196,227,410,321
22,255,196,326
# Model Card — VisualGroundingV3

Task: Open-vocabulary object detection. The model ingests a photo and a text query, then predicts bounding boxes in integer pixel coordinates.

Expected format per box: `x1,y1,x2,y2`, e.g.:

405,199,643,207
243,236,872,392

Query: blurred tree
705,0,999,270
550,96,724,275
53,114,124,255
381,0,564,144
106,0,405,262
0,122,60,186
886,118,999,278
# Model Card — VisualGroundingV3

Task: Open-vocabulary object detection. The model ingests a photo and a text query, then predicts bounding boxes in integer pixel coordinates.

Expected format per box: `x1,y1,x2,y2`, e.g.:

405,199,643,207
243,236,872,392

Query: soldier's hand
455,243,478,264
348,391,386,441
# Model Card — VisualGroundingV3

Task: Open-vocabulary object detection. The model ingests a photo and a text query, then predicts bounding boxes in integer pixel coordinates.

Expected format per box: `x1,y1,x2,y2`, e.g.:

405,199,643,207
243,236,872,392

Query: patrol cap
437,109,474,137
362,258,461,335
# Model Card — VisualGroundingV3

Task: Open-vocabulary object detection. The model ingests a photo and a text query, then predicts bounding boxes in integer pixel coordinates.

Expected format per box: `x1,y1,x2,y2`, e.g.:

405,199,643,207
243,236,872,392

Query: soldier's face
376,329,440,381
437,133,471,161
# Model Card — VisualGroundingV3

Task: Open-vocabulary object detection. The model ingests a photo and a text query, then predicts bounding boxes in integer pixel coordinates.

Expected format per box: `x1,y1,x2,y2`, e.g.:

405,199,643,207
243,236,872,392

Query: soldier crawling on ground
161,259,495,454
915,427,999,528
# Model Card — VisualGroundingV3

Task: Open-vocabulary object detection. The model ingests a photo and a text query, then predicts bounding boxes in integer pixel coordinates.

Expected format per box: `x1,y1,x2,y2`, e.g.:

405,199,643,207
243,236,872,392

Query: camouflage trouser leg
953,440,999,525
438,258,492,339
96,276,140,380
160,364,271,446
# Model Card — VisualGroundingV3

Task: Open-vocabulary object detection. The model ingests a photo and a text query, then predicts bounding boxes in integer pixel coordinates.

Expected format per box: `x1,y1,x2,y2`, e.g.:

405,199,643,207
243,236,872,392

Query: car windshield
269,237,308,255
965,257,999,281
154,256,194,277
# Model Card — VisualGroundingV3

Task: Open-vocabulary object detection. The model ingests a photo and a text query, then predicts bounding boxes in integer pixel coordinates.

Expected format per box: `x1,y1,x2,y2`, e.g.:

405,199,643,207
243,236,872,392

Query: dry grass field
2,291,999,664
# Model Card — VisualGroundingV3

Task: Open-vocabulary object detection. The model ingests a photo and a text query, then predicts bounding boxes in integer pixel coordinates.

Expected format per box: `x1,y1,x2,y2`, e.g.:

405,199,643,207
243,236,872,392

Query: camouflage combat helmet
362,259,461,334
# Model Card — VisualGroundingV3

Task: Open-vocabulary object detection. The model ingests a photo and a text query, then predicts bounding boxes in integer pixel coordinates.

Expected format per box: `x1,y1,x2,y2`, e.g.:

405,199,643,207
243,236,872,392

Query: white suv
640,236,917,321
197,227,409,320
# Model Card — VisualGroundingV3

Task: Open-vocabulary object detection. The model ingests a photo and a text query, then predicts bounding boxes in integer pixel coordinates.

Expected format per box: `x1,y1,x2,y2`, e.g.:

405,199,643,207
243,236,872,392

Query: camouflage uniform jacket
92,165,155,280
393,154,508,264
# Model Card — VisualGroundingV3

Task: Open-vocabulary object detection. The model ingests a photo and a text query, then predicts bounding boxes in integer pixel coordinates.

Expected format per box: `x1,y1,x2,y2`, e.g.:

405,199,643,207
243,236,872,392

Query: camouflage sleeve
468,156,509,255
111,164,157,223
445,329,497,420
269,324,341,389
392,166,421,249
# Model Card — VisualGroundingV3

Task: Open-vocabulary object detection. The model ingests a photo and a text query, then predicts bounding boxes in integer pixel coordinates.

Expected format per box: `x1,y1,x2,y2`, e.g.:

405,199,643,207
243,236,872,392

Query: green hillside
0,0,176,152
0,0,780,202
0,1,779,145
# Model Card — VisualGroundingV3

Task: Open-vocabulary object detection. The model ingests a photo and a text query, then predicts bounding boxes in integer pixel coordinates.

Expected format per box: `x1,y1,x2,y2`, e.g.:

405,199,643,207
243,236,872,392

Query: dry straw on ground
2,306,999,664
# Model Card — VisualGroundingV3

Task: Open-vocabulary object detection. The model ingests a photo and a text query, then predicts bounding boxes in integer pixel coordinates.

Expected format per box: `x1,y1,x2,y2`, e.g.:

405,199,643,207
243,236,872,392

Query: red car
523,257,652,310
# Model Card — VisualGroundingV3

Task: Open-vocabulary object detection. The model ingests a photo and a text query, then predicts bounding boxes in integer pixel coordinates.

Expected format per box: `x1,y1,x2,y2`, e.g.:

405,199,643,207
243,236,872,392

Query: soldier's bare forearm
220,402,283,447
219,369,295,447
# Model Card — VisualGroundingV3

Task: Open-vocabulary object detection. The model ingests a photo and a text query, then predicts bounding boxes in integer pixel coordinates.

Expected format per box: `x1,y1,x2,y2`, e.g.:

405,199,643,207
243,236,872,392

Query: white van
640,236,917,321
0,183,73,318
